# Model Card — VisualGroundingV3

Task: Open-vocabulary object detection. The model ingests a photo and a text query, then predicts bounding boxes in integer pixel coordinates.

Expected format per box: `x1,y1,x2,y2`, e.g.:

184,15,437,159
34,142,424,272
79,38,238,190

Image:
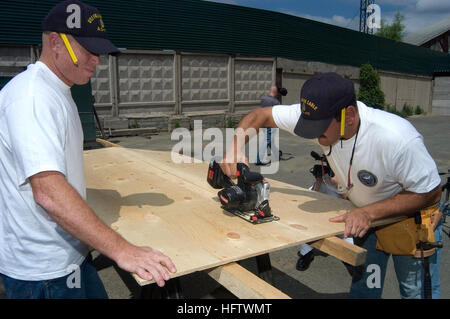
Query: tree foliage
358,64,385,109
375,12,405,42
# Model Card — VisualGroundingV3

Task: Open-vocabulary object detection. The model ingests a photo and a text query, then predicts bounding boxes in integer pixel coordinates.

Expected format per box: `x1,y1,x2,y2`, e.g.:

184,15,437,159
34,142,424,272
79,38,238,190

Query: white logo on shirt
358,170,378,187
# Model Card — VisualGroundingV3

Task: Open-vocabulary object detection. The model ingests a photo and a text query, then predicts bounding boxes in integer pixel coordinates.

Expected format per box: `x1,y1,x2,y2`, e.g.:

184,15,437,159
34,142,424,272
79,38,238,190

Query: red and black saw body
207,159,278,224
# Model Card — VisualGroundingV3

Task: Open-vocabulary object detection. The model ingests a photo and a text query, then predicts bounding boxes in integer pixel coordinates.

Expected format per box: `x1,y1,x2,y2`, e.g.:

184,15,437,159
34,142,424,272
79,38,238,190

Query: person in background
257,85,287,165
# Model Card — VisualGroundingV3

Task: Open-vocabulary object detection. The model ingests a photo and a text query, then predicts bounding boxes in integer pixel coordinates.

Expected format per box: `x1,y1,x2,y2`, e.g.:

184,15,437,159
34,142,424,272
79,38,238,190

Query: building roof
404,16,450,46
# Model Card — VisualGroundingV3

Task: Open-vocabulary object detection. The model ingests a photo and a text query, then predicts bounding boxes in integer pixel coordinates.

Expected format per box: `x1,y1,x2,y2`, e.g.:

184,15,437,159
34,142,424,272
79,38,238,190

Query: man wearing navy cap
220,72,443,298
0,0,176,299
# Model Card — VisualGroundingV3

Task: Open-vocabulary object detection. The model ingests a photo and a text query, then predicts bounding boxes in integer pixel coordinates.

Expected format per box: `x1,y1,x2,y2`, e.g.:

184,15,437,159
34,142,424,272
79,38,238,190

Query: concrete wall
277,58,360,106
0,45,439,134
277,58,433,113
0,45,275,132
379,71,433,113
90,51,275,119
0,46,33,77
432,76,450,115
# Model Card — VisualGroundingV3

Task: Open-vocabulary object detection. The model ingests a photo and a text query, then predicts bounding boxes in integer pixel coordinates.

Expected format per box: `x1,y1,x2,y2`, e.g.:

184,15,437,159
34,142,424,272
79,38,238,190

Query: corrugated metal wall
1,0,449,76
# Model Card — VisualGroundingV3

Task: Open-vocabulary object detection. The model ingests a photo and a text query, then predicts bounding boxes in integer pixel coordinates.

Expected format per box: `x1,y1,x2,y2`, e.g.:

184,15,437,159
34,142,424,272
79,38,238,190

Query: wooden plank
310,237,367,266
206,262,291,299
307,216,406,266
307,213,407,265
96,138,122,148
84,147,405,286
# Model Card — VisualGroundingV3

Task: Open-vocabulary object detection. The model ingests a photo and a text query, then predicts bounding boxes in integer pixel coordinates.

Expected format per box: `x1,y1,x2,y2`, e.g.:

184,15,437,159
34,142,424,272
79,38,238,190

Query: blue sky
206,0,450,36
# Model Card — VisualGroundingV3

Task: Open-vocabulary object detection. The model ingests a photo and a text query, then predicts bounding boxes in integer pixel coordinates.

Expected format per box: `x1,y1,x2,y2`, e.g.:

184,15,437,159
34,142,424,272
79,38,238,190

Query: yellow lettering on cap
300,98,318,111
88,14,106,32
88,13,102,23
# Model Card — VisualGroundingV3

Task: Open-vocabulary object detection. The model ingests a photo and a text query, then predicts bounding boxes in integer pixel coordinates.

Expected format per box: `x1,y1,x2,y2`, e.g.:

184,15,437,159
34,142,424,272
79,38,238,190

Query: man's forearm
236,107,277,133
363,186,442,222
226,107,276,158
31,171,129,261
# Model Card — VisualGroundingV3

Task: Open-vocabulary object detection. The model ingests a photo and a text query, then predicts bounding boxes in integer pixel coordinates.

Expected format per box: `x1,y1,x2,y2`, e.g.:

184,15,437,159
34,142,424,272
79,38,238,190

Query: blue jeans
349,225,442,299
257,127,271,163
432,200,448,298
0,254,108,299
430,219,443,298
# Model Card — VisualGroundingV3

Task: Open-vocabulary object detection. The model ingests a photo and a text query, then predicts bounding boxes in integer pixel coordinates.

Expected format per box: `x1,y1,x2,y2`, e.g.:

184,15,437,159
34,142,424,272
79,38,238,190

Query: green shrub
129,121,139,129
358,64,385,110
226,118,235,128
385,104,404,117
414,105,423,115
401,103,414,117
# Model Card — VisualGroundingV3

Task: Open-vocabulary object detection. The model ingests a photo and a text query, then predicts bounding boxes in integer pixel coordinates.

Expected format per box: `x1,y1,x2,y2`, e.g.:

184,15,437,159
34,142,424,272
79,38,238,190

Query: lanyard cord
347,121,361,189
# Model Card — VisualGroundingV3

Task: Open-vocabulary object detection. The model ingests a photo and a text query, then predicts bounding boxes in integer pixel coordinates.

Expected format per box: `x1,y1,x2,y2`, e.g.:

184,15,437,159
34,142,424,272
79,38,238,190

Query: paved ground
1,114,449,299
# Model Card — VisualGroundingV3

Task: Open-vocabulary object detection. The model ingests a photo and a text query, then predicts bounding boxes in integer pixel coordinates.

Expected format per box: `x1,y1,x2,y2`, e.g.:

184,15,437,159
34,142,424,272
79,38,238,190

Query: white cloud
378,1,450,35
376,0,412,5
283,1,450,36
416,0,450,13
206,0,450,37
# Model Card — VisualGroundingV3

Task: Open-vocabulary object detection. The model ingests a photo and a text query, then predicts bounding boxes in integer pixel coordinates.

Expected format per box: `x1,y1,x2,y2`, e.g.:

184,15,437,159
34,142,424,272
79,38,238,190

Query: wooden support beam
310,236,367,266
309,217,407,266
96,138,122,148
206,262,291,299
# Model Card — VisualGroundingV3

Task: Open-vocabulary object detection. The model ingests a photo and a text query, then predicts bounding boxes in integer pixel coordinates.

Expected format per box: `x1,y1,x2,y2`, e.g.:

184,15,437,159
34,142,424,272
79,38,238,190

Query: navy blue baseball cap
42,0,119,55
294,72,355,139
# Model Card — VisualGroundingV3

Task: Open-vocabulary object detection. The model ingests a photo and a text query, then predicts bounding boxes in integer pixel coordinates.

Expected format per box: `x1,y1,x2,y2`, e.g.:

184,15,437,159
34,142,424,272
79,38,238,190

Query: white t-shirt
272,101,441,208
0,61,89,280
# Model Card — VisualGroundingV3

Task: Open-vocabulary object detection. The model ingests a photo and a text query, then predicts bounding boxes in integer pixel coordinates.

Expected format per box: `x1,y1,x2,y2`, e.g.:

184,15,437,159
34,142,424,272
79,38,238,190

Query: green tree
358,64,385,109
375,12,405,41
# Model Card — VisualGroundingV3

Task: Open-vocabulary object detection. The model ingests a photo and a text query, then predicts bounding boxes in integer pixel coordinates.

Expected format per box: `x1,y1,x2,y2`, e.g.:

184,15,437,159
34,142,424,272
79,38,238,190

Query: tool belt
375,204,438,257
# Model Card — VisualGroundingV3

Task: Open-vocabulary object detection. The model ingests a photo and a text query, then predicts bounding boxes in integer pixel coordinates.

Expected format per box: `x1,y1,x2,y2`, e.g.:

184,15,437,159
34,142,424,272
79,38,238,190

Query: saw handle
236,162,264,184
207,159,235,189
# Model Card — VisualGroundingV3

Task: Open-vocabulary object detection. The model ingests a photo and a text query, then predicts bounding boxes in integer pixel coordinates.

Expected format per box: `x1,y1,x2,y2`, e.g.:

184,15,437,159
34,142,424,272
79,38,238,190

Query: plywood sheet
84,147,357,285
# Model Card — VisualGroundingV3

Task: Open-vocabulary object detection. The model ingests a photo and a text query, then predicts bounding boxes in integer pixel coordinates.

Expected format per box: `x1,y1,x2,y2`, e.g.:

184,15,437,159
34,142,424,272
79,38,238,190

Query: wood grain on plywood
84,147,362,286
